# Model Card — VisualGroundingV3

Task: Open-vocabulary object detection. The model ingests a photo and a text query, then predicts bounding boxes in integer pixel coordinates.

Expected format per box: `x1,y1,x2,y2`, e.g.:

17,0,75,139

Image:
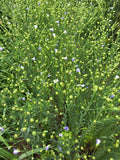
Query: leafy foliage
0,0,120,159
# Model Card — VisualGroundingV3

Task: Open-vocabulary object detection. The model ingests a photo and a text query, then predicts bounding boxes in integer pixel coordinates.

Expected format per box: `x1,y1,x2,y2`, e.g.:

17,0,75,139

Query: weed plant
0,0,120,160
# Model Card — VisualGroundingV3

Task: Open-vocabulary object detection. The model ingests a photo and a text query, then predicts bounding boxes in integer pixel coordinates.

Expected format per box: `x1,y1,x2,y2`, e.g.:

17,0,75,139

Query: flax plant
0,0,120,159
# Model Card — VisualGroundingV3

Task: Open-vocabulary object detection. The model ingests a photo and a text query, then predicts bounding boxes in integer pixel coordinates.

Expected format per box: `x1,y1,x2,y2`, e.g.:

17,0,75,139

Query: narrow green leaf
0,148,18,159
0,135,9,148
19,147,44,160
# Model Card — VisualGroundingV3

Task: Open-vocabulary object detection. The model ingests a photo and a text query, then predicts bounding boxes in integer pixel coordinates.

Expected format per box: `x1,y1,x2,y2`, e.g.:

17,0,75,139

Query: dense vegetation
0,0,120,159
